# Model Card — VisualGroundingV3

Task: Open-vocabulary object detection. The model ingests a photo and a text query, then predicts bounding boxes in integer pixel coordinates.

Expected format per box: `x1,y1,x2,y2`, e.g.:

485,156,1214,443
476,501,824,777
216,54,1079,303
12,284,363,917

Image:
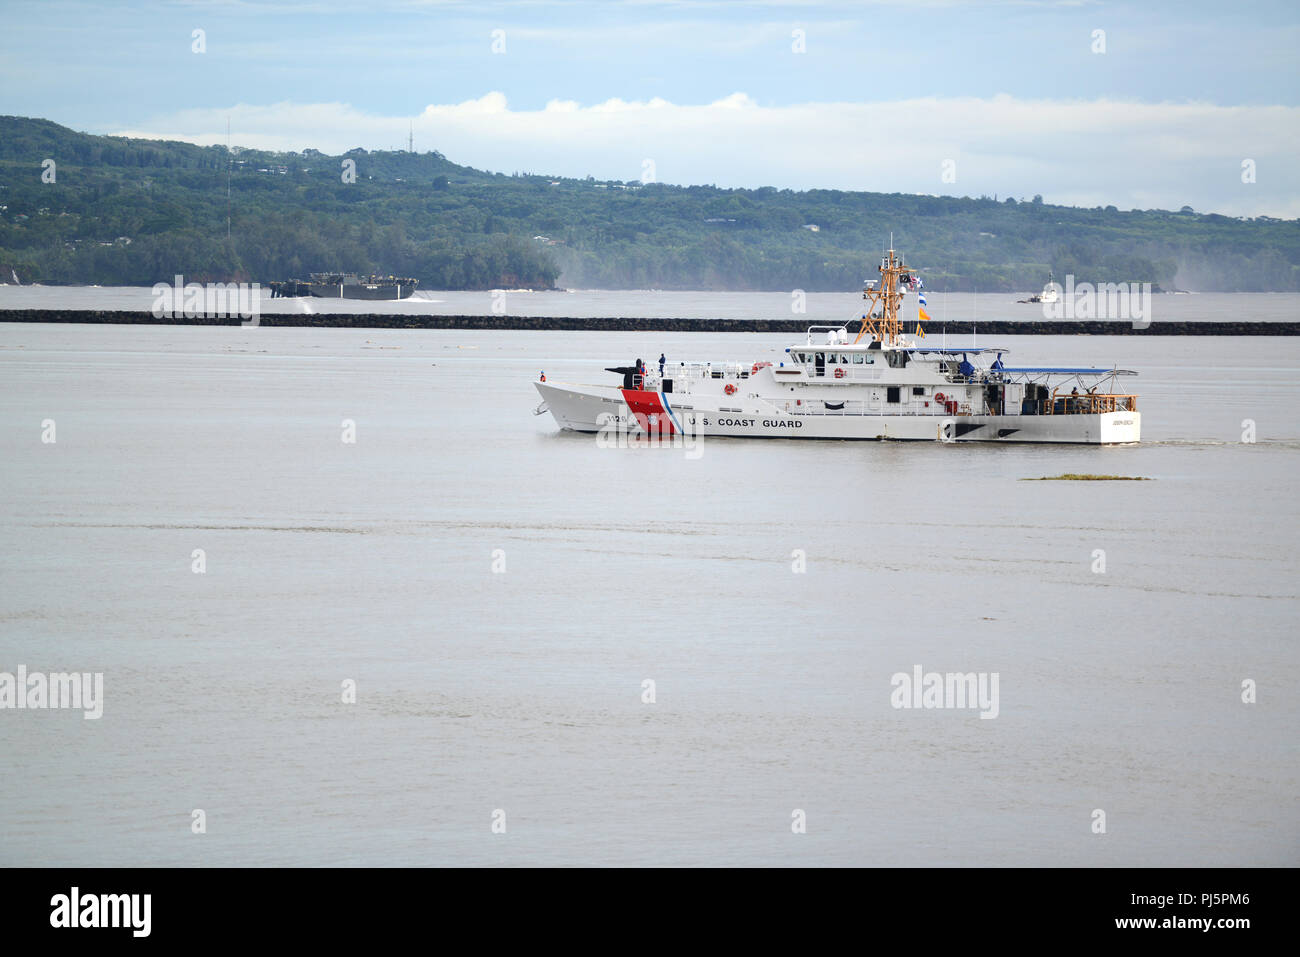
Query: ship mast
854,247,917,346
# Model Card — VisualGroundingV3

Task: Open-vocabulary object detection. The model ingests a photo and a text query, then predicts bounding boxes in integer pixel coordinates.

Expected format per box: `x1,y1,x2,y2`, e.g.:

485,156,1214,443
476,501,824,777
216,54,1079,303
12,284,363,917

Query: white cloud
112,92,1300,216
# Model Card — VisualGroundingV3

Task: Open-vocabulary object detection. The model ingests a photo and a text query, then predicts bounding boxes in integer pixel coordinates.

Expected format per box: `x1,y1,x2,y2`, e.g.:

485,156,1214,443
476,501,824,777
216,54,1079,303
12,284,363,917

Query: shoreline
0,310,1298,335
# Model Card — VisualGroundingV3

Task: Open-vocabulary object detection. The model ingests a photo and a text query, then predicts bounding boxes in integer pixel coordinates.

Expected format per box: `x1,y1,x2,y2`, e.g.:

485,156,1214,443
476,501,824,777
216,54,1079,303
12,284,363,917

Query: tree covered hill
1,115,1296,291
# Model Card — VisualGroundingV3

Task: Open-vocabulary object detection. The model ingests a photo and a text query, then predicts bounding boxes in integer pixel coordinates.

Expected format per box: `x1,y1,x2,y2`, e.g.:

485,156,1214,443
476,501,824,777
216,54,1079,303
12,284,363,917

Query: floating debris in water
1020,473,1152,481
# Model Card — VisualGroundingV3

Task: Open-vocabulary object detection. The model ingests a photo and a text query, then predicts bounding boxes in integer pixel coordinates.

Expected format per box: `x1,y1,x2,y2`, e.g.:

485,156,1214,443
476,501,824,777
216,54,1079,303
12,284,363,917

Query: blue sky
3,0,1298,214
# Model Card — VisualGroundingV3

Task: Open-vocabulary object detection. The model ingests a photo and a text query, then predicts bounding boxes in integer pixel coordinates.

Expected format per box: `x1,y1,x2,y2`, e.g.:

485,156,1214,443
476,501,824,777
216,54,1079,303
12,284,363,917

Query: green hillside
1,115,1296,291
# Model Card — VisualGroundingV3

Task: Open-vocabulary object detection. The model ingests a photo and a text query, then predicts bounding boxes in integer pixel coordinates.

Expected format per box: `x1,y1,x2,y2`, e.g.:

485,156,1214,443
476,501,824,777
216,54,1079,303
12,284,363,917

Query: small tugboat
535,249,1140,443
269,272,418,300
1020,270,1060,304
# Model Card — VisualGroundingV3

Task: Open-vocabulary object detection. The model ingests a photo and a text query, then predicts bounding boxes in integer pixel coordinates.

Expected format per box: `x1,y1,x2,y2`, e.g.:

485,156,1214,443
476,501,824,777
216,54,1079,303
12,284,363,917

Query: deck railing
1047,393,1138,415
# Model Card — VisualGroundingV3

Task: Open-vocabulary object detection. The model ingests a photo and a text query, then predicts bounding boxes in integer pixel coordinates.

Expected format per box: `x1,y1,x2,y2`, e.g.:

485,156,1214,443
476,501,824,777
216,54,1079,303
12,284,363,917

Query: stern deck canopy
996,366,1138,377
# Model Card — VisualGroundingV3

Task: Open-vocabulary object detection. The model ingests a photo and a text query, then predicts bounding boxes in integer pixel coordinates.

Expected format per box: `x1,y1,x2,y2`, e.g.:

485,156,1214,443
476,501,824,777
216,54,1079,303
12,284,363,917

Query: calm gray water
1,321,1297,866
2,285,1298,323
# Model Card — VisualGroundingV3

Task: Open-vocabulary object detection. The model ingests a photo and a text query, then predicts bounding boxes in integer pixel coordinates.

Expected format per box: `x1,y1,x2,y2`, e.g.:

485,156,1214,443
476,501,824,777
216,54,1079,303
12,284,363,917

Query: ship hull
306,282,417,300
535,382,1140,444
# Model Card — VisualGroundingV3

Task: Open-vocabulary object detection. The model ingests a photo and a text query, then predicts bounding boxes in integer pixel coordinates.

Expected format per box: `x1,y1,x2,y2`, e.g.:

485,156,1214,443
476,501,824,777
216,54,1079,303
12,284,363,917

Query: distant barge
269,272,418,300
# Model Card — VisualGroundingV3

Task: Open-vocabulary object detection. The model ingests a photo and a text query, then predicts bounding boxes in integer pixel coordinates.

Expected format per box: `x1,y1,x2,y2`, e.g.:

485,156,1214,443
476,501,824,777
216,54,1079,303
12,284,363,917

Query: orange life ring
724,383,737,395
833,367,846,379
934,392,945,402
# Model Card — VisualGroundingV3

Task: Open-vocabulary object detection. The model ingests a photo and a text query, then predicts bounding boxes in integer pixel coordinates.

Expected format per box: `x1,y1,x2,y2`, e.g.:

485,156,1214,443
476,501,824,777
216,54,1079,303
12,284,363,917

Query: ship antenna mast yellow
854,247,918,346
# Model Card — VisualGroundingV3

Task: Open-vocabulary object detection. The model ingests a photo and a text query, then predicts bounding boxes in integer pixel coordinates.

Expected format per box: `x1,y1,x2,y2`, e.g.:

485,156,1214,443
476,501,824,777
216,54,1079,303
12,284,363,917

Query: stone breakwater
1,310,1298,335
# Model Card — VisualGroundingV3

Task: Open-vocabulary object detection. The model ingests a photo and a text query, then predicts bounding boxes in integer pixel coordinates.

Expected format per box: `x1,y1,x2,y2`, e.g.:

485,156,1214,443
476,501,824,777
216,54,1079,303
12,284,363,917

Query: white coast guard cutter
534,250,1140,444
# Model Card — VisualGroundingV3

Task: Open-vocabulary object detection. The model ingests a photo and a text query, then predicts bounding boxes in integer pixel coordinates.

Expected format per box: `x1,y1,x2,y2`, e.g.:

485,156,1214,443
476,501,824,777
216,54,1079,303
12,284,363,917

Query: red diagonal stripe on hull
620,388,677,436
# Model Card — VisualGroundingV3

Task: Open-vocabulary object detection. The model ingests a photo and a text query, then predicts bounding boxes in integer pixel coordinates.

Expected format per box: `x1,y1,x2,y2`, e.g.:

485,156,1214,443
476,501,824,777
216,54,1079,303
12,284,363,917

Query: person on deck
659,353,666,376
